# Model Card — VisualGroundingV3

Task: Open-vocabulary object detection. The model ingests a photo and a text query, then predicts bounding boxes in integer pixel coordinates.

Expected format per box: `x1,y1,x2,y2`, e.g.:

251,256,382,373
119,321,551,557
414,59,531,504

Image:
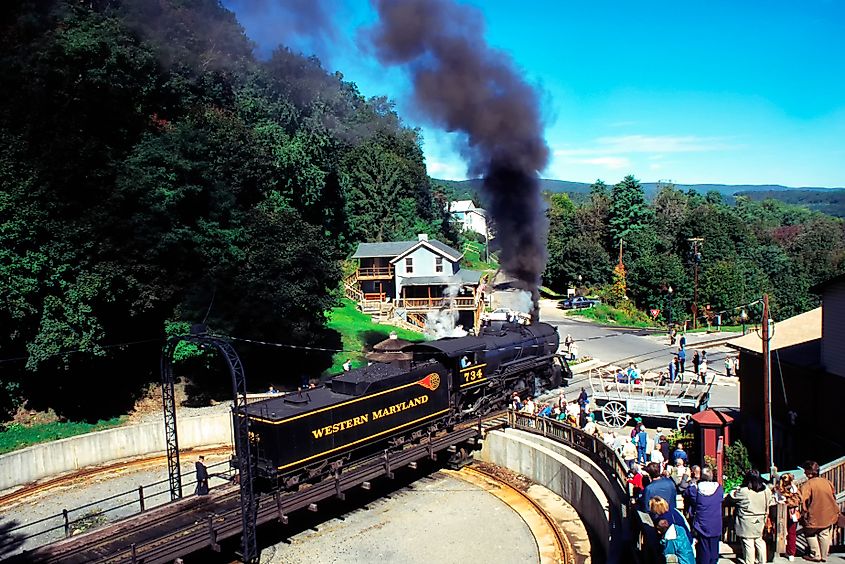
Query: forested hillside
440,178,845,217
2,0,842,423
543,177,845,324
735,189,845,218
0,0,458,419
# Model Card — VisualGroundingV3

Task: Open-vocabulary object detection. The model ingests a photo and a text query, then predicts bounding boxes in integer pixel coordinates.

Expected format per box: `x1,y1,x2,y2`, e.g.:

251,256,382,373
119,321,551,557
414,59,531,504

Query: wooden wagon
588,366,714,429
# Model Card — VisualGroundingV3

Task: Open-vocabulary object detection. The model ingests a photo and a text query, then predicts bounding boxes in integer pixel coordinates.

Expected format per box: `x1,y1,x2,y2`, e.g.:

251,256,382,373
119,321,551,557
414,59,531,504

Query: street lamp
688,238,704,328
740,309,748,335
577,274,583,295
667,285,674,328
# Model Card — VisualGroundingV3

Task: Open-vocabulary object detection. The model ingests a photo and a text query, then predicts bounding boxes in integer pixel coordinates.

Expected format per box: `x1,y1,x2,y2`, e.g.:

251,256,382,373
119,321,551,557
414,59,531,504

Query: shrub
723,440,752,492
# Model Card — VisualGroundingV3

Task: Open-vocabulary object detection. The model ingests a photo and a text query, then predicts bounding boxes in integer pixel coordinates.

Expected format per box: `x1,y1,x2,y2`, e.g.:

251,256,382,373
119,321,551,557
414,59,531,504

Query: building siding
738,349,845,469
394,246,460,299
821,283,845,377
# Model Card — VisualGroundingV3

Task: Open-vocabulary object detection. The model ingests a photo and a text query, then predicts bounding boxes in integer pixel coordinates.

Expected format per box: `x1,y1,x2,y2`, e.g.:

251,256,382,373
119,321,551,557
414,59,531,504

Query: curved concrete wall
479,428,627,563
0,413,234,492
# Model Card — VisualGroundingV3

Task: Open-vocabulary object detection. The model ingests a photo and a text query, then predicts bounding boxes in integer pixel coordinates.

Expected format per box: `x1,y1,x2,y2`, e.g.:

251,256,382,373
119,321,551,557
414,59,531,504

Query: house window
435,256,443,273
405,257,413,274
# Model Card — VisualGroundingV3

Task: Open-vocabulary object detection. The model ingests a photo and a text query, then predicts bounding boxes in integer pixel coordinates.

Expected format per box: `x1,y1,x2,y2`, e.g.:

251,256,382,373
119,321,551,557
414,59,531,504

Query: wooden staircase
406,312,427,330
343,270,364,304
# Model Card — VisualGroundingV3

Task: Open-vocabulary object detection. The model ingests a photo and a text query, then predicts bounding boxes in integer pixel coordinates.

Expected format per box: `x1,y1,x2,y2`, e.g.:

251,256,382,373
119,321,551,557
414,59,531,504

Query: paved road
538,300,739,411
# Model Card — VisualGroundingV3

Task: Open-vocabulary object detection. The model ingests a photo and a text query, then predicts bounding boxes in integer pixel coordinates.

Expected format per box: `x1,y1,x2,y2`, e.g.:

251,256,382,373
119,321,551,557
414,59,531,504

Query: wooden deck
396,297,477,311
356,266,394,280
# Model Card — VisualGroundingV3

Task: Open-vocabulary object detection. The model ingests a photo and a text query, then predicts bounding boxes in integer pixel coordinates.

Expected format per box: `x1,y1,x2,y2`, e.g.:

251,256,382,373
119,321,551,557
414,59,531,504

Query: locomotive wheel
602,401,629,428
676,414,691,430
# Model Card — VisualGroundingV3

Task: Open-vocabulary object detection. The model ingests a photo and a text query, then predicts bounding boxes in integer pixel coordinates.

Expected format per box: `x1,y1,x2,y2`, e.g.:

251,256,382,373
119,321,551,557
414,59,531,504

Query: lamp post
667,285,674,328
740,308,748,336
688,238,704,328
577,274,583,296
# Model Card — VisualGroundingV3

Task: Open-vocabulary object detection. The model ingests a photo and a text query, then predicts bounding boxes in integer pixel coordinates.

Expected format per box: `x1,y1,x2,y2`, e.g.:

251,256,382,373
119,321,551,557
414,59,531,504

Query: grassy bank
326,299,425,375
569,303,655,328
685,325,745,333
0,417,127,455
461,243,498,271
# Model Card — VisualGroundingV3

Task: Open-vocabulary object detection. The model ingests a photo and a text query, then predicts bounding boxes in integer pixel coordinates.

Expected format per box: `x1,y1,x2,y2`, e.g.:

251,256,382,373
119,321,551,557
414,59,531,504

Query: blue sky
227,0,845,187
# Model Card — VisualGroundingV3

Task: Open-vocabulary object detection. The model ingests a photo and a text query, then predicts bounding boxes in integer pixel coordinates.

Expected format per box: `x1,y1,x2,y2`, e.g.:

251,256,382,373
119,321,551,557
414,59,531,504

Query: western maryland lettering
311,414,369,439
372,394,428,420
310,395,429,439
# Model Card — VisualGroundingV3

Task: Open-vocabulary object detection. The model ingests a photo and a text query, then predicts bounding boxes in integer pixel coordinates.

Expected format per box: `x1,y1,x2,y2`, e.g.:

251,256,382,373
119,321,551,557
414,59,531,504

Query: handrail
357,266,394,278
5,458,236,549
507,410,628,492
397,297,476,310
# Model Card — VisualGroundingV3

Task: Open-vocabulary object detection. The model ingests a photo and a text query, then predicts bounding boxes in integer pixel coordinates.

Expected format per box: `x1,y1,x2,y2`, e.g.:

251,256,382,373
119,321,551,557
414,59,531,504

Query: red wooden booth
691,409,734,483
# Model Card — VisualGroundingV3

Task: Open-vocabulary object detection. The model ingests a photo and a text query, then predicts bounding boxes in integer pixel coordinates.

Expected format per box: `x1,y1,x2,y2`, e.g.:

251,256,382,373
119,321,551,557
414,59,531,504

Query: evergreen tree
608,175,652,246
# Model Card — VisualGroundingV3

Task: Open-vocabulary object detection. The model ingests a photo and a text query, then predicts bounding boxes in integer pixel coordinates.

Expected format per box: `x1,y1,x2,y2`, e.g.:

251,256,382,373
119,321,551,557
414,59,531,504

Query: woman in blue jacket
686,466,724,564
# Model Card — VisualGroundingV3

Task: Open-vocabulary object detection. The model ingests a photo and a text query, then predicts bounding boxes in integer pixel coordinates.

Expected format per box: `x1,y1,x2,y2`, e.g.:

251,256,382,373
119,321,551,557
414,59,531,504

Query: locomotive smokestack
367,0,549,320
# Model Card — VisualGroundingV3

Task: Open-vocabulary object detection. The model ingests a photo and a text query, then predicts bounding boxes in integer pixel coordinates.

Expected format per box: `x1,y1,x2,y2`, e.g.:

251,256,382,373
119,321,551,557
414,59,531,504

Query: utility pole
688,238,704,329
761,294,774,475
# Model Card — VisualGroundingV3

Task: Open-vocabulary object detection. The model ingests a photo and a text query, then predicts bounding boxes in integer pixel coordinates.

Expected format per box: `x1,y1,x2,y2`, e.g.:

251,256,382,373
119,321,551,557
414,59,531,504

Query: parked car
562,296,601,309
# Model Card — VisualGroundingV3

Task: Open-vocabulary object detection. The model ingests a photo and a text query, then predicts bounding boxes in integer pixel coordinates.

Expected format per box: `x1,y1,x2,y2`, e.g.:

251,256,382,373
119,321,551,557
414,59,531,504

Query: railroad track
455,465,576,564
0,445,234,510
18,411,513,563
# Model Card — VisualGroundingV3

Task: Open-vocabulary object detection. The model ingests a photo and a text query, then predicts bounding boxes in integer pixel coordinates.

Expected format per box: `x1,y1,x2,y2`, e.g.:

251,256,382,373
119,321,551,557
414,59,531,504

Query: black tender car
562,296,601,309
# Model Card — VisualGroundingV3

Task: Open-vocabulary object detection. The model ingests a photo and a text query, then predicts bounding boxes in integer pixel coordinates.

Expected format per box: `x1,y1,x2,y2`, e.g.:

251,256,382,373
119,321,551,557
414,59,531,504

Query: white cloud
426,159,467,180
595,134,736,153
565,156,631,170
553,134,737,158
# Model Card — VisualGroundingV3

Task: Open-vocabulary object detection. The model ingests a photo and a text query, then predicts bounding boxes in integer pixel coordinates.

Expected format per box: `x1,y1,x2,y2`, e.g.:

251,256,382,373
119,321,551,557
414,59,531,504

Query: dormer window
405,257,413,274
435,256,443,273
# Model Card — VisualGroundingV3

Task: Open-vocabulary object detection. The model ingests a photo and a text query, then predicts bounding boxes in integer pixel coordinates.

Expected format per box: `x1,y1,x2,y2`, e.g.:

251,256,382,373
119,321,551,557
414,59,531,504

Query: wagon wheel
602,401,629,428
676,413,691,430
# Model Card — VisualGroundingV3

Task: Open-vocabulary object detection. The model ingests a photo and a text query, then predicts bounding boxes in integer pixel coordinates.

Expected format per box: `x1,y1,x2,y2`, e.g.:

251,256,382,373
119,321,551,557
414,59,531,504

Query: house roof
397,269,482,287
810,272,845,294
691,409,734,426
389,240,463,263
351,238,463,262
727,307,822,354
449,200,486,216
351,241,417,259
449,200,476,213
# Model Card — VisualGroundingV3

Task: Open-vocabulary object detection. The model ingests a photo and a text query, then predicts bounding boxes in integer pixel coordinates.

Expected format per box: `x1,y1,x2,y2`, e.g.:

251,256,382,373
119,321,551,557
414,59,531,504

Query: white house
347,234,481,307
449,200,488,238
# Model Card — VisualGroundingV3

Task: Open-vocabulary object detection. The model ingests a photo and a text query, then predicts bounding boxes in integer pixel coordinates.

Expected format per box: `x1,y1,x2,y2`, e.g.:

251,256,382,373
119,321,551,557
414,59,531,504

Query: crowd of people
630,458,841,564
666,329,739,385
511,387,594,430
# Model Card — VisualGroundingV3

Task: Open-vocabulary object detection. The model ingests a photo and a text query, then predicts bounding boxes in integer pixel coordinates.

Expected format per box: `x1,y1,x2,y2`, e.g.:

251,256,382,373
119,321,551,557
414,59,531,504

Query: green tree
608,175,652,247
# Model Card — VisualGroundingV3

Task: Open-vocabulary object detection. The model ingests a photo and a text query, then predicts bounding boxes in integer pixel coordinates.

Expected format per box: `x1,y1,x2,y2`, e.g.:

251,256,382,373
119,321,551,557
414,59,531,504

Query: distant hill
736,189,845,218
434,179,845,217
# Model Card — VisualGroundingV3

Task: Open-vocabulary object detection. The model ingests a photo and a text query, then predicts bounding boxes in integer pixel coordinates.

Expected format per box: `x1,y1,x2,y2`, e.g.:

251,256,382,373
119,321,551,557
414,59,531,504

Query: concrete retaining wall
0,413,234,492
479,428,627,563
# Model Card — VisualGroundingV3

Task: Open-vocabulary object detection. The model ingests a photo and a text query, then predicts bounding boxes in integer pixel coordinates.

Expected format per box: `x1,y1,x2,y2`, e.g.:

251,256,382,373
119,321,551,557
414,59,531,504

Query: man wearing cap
677,347,686,378
636,422,649,464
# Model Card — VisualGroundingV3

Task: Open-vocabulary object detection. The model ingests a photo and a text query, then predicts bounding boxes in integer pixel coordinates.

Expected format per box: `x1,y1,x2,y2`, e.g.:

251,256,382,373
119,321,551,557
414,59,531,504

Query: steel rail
21,415,500,564
460,465,576,564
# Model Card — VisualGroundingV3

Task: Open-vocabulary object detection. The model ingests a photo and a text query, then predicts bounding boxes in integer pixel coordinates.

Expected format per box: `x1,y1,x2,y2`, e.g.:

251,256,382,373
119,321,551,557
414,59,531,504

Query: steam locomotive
243,319,570,488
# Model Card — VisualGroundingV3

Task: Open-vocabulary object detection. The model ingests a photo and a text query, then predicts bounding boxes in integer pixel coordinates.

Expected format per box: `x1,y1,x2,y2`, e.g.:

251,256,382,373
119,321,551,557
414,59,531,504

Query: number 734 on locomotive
241,319,572,489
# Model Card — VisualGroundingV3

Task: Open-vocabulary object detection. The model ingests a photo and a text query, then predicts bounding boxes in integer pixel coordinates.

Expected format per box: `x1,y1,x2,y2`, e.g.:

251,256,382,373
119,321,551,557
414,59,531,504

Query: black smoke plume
225,0,339,57
366,0,550,317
